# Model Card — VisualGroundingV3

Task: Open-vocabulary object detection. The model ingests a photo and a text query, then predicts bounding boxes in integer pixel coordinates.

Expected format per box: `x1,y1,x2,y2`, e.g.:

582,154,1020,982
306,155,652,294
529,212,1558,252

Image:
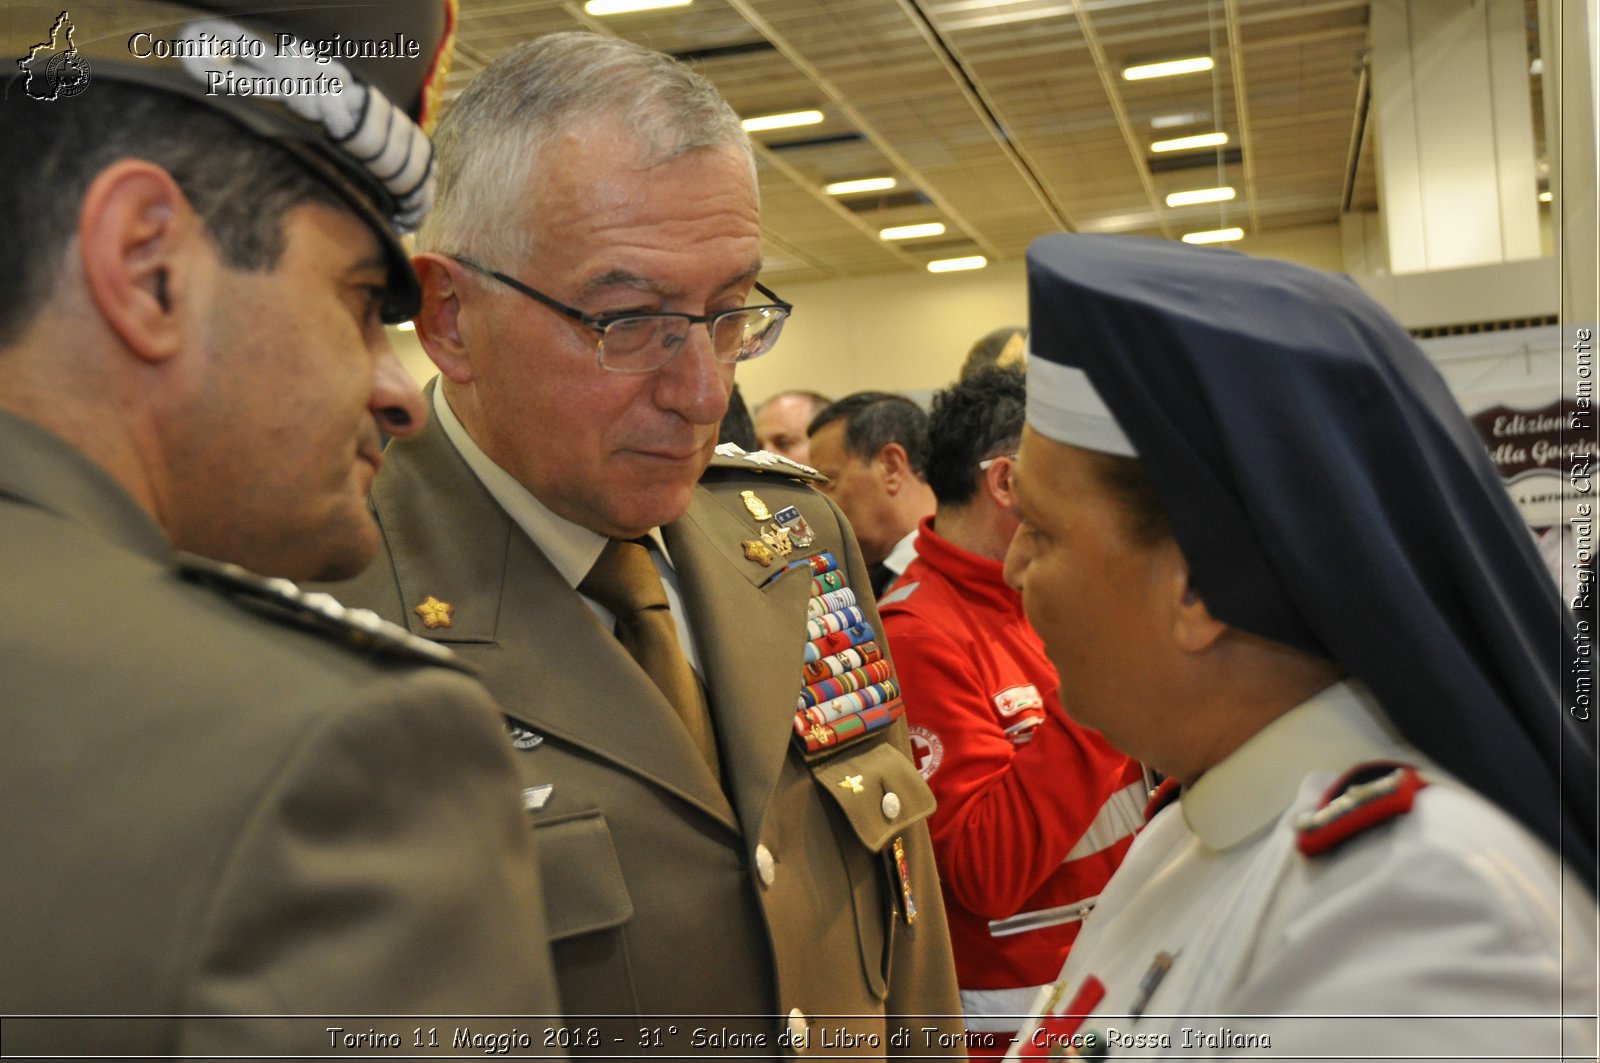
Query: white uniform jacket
1006,681,1597,1062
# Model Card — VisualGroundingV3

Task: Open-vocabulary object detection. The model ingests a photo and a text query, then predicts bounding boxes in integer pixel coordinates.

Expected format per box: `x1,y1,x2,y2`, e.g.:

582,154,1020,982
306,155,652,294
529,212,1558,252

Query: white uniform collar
1180,679,1412,850
883,527,921,577
431,385,672,588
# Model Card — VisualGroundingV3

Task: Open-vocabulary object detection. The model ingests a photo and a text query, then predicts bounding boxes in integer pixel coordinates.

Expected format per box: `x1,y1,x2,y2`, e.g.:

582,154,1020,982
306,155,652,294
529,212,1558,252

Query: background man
754,388,830,463
879,367,1144,1056
331,32,962,1047
0,2,558,1055
808,391,938,597
1003,234,1596,1060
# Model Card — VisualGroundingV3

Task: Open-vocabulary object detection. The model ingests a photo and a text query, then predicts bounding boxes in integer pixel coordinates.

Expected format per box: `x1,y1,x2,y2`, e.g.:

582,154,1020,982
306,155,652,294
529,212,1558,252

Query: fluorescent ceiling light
1539,190,1553,202
741,110,824,132
1124,56,1214,81
1166,186,1236,207
584,0,691,14
1151,131,1229,153
927,256,987,273
1182,227,1244,244
825,177,897,196
394,320,417,332
1151,110,1209,129
880,222,946,241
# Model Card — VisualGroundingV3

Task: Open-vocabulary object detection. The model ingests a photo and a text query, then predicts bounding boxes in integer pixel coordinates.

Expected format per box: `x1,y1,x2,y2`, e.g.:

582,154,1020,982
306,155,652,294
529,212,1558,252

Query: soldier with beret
1002,234,1597,1060
0,2,560,1055
328,31,965,1051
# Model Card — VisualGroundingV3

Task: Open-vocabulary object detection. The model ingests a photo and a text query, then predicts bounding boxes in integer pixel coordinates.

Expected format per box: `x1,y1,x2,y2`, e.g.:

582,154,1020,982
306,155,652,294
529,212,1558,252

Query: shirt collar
1180,679,1412,850
883,526,921,576
431,386,671,587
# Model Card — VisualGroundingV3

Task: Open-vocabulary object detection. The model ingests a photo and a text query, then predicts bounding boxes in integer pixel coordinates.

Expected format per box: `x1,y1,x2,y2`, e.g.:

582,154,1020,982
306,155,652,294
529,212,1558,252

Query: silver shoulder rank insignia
175,553,467,672
507,724,544,750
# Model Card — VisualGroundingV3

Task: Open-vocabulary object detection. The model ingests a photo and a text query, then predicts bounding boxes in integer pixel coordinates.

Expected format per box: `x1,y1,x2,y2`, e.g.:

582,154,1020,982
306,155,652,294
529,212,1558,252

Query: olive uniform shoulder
176,553,470,673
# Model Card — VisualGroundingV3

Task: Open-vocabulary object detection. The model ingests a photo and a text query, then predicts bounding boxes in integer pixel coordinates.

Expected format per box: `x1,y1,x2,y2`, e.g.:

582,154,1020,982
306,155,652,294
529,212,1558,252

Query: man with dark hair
0,3,558,1054
328,30,962,1045
754,388,831,463
879,367,1144,1056
808,391,938,597
1004,233,1596,1060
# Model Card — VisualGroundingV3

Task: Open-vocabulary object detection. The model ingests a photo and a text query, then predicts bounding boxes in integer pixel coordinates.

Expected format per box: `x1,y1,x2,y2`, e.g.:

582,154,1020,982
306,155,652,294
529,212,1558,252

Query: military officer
329,31,964,1052
0,2,560,1055
1001,234,1597,1060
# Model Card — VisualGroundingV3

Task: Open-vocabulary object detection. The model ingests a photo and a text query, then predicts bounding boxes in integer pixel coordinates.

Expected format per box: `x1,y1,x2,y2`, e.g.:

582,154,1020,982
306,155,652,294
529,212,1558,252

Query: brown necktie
580,539,720,780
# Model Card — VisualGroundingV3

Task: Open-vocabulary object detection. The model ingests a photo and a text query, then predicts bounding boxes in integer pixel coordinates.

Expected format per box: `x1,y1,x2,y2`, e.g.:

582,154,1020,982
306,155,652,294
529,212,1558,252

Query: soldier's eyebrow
342,253,389,278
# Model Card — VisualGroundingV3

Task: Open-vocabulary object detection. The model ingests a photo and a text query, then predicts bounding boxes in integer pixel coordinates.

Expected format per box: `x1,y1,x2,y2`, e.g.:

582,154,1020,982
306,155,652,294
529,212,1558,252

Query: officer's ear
78,159,202,365
875,441,915,492
412,253,474,383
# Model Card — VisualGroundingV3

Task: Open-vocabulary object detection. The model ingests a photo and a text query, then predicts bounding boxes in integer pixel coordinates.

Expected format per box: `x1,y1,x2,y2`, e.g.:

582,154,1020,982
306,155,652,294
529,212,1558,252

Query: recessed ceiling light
584,0,692,14
1124,56,1214,81
741,110,824,132
1151,131,1230,153
1182,227,1244,244
1151,110,1209,129
1539,190,1553,202
395,320,417,332
927,256,987,273
880,222,946,241
1165,186,1236,207
825,177,898,196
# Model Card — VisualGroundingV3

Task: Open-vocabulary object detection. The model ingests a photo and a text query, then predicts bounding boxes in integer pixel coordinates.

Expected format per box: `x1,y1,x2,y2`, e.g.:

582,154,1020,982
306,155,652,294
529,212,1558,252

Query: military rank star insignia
839,774,865,793
413,595,455,629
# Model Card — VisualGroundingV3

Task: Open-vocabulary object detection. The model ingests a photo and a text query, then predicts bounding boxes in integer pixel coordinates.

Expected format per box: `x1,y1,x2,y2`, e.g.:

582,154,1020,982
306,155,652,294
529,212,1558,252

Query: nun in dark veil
1001,233,1596,1062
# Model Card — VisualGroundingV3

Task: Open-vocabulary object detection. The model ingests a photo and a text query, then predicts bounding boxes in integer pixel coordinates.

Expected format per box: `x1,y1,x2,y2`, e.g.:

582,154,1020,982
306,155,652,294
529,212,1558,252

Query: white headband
1025,346,1138,457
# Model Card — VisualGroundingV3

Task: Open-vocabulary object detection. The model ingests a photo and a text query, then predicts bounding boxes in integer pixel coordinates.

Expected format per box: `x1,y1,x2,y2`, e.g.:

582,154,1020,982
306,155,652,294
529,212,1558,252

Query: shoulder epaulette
707,442,823,482
176,553,470,673
1294,760,1427,857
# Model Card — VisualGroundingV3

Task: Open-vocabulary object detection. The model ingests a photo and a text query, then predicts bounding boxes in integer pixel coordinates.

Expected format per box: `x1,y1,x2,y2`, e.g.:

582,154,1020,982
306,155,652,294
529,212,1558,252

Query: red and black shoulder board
1294,760,1428,857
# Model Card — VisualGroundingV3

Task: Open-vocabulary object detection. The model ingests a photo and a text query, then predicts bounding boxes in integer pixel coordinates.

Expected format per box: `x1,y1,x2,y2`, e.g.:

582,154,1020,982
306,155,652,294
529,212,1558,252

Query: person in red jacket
879,367,1147,1057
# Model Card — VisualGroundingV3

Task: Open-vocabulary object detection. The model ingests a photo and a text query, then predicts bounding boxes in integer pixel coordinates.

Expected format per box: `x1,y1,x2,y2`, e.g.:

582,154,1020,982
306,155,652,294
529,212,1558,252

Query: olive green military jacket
332,406,965,1055
0,411,562,1057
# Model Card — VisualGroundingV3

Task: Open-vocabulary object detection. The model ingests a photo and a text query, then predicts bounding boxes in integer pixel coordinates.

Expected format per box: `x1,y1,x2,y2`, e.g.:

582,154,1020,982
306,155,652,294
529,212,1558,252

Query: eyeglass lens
600,307,785,369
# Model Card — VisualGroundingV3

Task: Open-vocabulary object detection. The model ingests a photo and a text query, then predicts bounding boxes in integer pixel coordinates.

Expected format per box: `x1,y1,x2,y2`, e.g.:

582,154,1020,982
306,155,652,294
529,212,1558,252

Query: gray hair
418,32,755,266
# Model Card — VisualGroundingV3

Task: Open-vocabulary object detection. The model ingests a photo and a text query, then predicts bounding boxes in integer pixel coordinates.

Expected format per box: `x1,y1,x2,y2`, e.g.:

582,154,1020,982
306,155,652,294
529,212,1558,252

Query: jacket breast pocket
533,811,638,1011
811,739,936,1000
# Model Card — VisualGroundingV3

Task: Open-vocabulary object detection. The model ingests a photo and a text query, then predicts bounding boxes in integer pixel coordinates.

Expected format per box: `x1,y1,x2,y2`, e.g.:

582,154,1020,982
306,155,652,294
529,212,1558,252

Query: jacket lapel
666,488,813,834
371,415,737,830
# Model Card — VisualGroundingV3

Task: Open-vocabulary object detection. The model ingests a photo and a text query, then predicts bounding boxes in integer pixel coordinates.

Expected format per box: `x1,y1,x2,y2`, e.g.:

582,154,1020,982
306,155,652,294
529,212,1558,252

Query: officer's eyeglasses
449,254,792,374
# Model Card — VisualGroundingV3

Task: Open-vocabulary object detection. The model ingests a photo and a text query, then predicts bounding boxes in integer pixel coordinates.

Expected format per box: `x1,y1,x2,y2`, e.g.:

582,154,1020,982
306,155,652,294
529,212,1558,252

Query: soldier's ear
876,441,914,490
412,253,474,383
78,159,201,365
